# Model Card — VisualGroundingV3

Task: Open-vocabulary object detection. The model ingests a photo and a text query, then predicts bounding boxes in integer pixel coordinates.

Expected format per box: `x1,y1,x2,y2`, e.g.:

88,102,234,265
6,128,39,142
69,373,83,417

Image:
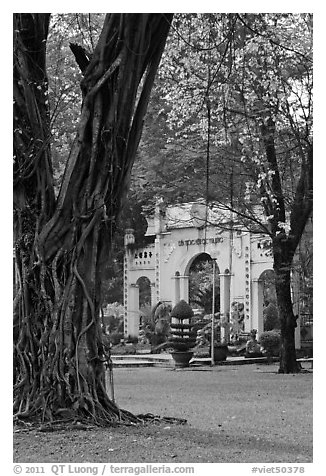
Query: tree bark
273,238,300,373
13,13,172,424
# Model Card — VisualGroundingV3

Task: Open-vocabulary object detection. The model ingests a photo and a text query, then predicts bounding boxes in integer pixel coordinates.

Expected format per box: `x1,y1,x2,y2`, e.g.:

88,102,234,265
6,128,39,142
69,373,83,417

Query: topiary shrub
169,300,197,352
171,299,194,319
259,330,281,358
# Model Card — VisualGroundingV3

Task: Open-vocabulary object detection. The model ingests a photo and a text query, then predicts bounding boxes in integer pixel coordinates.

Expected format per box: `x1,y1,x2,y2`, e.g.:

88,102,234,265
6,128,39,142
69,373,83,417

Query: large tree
13,13,172,423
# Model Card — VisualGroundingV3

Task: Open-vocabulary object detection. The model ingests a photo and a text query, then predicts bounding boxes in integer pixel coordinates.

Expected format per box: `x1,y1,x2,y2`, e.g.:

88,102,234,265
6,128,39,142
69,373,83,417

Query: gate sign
178,237,223,246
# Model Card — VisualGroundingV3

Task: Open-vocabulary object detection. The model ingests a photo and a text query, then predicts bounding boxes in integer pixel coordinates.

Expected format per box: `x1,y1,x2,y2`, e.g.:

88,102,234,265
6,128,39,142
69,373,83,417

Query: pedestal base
171,351,194,368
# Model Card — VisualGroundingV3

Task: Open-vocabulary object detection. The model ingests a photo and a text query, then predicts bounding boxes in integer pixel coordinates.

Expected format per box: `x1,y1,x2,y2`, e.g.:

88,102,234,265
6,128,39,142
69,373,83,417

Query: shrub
109,332,124,346
140,302,171,350
103,303,124,333
169,300,197,352
170,299,194,319
259,330,281,357
263,302,280,331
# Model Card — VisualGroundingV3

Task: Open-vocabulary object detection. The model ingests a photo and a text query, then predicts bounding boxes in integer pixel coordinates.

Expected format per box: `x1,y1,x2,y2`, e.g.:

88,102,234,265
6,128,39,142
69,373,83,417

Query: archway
136,276,152,328
188,253,220,316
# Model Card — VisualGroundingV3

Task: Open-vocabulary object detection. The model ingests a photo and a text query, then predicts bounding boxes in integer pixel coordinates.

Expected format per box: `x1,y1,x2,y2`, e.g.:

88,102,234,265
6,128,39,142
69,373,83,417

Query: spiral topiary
169,300,197,352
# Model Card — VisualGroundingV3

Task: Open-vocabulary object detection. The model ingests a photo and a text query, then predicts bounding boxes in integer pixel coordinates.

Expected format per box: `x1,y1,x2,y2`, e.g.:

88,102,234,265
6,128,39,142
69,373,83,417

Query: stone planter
171,351,194,368
210,344,228,362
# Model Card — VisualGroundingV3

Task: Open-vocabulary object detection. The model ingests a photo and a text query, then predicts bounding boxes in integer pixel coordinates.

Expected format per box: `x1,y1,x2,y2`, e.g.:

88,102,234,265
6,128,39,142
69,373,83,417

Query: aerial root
136,413,187,425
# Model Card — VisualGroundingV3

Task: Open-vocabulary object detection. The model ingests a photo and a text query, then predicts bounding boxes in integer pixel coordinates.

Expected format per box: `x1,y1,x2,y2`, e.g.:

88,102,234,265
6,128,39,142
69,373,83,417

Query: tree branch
69,43,92,74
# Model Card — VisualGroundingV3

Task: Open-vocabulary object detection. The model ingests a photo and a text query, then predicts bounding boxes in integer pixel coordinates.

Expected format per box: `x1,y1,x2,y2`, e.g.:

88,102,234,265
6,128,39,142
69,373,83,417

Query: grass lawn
13,363,312,463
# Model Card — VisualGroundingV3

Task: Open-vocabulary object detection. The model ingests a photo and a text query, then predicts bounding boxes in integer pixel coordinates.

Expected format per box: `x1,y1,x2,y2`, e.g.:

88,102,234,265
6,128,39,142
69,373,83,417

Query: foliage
189,256,220,314
196,319,221,346
263,302,280,331
102,200,149,306
140,302,171,348
139,303,154,327
137,277,152,307
131,82,210,209
102,303,124,333
292,217,313,316
171,299,194,319
169,300,197,351
259,330,281,357
155,13,313,231
105,302,124,318
108,332,124,346
260,270,277,306
46,14,105,191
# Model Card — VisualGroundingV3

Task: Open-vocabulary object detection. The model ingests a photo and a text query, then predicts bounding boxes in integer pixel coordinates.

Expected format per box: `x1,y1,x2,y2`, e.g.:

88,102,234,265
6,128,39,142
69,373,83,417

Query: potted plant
210,341,228,362
198,318,228,362
168,300,197,368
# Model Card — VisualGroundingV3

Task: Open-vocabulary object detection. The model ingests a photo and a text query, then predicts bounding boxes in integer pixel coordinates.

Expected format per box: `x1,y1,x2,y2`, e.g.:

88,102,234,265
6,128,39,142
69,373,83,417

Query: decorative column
219,270,231,343
150,282,157,308
124,228,135,339
243,243,252,332
123,253,129,339
179,275,189,302
173,273,181,307
154,237,161,305
251,279,264,337
127,283,140,338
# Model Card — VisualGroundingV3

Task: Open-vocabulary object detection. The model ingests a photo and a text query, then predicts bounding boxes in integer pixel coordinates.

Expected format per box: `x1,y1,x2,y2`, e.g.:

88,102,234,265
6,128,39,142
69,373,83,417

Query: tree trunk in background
261,118,312,374
13,13,172,424
273,240,300,373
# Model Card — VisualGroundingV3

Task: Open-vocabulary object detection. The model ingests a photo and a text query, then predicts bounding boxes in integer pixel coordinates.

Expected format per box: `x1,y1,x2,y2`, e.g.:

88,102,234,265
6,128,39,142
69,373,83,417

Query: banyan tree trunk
13,13,172,424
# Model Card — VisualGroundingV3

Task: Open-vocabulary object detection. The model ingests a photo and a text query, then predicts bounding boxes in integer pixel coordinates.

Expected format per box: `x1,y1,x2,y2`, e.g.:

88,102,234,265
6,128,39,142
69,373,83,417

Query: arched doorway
188,253,220,316
136,276,152,328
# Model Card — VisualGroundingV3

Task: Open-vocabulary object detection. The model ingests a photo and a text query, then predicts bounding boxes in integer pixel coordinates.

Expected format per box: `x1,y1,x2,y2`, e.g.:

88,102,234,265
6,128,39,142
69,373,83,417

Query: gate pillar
179,275,189,302
172,273,181,307
125,283,140,338
150,281,160,309
251,279,264,337
219,270,231,343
